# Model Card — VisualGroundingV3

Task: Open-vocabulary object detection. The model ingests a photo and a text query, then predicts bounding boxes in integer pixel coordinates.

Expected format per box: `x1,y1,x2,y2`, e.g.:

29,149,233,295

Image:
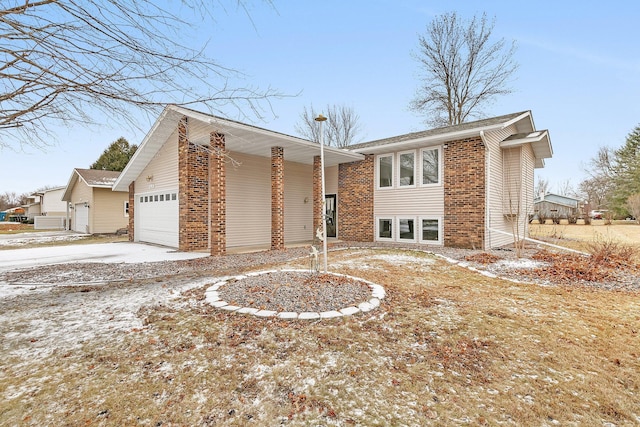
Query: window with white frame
124,201,129,217
419,217,441,244
377,154,393,188
397,217,416,242
398,151,415,187
422,147,440,185
377,218,393,240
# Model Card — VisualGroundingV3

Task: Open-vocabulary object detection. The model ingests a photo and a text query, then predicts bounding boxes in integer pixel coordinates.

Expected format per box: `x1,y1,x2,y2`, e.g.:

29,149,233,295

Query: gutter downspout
480,130,490,250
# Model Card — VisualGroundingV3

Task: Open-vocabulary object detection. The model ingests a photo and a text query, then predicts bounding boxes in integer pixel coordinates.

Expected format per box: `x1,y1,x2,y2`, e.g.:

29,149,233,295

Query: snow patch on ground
0,232,90,247
331,253,435,270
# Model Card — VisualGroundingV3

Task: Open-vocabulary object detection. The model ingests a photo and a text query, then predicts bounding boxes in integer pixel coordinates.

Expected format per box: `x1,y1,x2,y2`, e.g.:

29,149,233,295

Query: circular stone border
204,269,385,320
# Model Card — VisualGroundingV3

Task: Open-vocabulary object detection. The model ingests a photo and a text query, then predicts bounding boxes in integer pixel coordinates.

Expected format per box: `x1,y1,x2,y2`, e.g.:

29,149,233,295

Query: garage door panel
136,190,179,247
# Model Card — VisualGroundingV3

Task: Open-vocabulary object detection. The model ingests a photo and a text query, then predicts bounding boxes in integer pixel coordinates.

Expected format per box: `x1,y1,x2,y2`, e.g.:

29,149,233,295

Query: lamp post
315,113,328,273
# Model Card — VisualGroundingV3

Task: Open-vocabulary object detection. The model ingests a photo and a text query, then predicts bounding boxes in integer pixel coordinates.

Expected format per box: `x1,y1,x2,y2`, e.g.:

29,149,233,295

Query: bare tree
579,146,615,209
535,176,549,197
1,0,279,149
410,11,518,127
627,194,640,223
295,104,363,148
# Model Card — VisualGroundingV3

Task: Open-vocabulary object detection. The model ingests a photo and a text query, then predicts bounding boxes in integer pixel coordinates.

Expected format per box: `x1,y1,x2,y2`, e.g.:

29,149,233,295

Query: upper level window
378,154,393,188
422,147,440,185
398,151,415,187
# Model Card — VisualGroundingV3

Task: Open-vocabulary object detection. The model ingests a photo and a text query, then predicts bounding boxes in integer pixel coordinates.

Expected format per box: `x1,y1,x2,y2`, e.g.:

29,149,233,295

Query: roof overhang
352,111,535,155
113,105,365,192
500,130,553,168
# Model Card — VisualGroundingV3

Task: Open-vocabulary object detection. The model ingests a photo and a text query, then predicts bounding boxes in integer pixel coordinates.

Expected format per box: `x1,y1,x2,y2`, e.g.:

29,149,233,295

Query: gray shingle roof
349,111,530,150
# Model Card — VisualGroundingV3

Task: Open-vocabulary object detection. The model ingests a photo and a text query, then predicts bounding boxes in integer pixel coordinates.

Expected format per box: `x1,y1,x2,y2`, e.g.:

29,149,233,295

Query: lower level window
398,218,415,242
378,218,393,240
420,218,440,243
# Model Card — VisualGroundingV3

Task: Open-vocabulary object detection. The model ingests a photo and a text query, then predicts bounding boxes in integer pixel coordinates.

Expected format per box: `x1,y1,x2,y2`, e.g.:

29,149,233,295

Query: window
419,217,441,244
171,193,177,201
124,201,130,217
398,151,415,187
160,194,164,201
154,195,158,202
166,194,170,201
377,154,393,188
144,196,148,202
397,218,416,242
140,197,143,203
422,147,440,185
377,218,393,240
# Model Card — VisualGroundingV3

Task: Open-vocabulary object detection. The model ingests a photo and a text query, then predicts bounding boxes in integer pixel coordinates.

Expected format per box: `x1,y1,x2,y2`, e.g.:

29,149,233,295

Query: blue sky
2,0,639,195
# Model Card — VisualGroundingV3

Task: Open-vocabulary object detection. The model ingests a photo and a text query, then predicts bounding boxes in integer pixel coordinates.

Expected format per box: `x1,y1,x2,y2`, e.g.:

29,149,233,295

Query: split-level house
113,105,552,253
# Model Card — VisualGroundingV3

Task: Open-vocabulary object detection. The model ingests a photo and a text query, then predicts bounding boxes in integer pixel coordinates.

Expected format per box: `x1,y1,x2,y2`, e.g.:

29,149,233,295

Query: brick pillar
128,181,135,242
443,136,486,249
210,132,226,256
178,116,210,251
312,155,322,235
338,155,374,241
271,146,285,250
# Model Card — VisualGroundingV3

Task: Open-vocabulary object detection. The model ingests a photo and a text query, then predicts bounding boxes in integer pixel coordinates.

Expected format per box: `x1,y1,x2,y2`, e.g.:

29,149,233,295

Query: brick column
312,155,322,234
338,155,374,241
443,136,486,249
128,181,135,242
178,116,210,251
271,146,285,250
210,132,226,256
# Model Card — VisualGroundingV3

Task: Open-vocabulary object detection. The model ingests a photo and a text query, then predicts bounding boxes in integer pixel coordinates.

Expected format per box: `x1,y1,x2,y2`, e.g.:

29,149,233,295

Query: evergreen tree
611,125,640,216
90,137,137,172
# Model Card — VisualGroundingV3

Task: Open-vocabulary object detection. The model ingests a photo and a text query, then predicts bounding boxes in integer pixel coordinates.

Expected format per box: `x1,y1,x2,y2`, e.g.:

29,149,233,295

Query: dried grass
2,248,640,426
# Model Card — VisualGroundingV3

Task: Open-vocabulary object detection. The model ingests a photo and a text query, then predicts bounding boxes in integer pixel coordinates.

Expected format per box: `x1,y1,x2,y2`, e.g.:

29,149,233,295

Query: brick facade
271,146,285,250
338,154,374,241
443,136,486,249
312,155,322,235
209,132,226,256
178,116,210,251
128,181,135,241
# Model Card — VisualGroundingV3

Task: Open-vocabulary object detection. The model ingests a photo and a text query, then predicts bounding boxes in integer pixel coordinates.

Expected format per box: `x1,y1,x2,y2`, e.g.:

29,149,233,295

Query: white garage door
74,203,89,233
136,190,179,247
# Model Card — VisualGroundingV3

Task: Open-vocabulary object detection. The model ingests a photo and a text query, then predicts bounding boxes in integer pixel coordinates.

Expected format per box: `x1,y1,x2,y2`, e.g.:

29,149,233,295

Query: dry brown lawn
530,222,640,251
1,248,639,426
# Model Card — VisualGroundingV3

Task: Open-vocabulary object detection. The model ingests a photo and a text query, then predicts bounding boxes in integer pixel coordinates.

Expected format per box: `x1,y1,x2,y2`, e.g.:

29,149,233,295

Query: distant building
533,192,581,221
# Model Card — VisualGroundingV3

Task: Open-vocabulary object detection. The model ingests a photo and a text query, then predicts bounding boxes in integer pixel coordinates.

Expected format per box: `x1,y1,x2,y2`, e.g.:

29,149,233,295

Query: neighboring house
533,192,581,220
62,168,129,234
24,194,41,219
113,106,552,253
36,186,68,216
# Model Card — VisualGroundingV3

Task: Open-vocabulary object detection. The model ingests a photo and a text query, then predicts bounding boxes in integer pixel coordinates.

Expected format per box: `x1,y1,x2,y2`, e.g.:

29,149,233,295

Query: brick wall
178,116,210,251
128,181,135,241
271,146,284,250
338,155,374,241
443,136,486,249
209,132,226,256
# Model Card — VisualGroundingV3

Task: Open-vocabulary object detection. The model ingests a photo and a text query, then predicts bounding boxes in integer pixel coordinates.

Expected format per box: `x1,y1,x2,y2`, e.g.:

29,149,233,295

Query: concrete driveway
0,238,208,272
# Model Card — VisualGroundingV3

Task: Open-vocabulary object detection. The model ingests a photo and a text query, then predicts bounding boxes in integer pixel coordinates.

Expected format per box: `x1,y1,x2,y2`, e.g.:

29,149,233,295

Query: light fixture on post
315,113,328,273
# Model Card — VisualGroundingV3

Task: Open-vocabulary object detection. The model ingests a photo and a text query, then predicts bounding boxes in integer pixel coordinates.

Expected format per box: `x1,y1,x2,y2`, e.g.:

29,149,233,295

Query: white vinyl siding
227,151,314,248
226,151,272,248
284,161,313,243
484,125,518,248
135,129,179,193
92,188,129,234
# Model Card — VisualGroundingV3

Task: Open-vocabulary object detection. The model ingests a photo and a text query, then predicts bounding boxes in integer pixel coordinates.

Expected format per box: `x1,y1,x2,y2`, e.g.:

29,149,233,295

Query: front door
325,194,337,238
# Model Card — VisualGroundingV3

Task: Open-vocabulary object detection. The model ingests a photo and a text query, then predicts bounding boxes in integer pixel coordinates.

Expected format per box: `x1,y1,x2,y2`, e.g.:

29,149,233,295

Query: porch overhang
113,105,364,192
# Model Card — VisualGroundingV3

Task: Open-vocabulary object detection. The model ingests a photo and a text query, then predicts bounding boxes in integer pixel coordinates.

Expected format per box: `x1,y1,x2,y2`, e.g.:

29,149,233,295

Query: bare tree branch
0,0,282,149
410,12,518,127
295,104,363,148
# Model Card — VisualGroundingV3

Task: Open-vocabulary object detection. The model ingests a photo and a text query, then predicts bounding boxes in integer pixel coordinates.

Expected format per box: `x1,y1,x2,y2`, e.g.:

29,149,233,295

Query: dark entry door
325,194,337,238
